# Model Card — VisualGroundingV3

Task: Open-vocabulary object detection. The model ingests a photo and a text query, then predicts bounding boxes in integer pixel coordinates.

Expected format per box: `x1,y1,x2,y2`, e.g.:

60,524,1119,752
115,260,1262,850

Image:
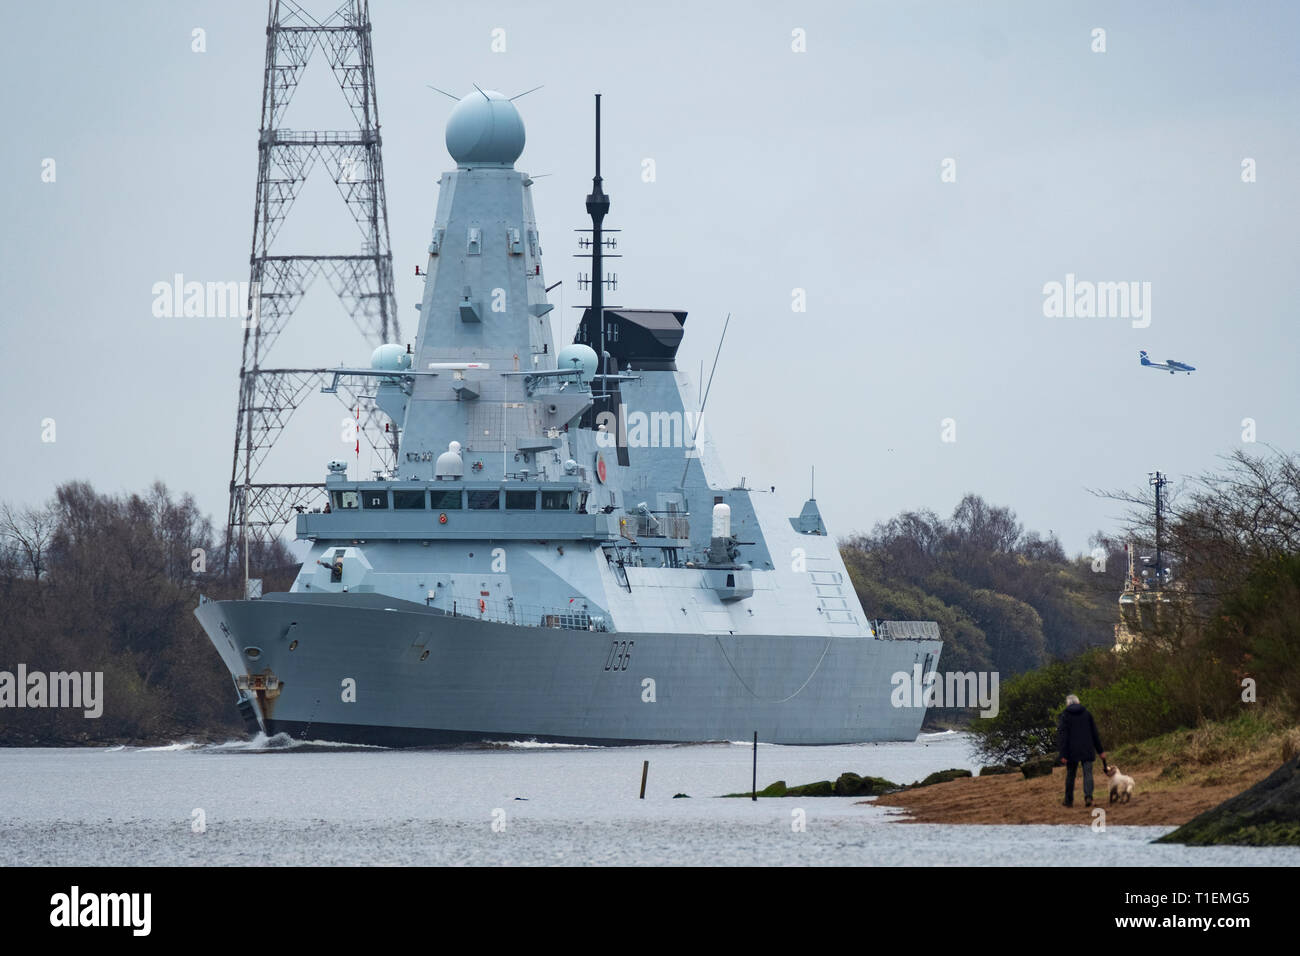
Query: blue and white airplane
1139,350,1196,375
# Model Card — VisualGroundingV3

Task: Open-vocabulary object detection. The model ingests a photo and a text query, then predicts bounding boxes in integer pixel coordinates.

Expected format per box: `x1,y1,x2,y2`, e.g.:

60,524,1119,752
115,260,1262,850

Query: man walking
1057,694,1106,807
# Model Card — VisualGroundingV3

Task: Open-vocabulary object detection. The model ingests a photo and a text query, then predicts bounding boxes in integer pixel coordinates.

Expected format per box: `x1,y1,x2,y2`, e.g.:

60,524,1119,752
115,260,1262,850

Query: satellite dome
371,343,411,371
556,343,599,381
435,440,464,479
445,90,525,167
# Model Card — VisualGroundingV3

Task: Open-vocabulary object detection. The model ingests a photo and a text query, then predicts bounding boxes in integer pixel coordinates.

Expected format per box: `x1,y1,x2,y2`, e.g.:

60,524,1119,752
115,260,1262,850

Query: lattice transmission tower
227,0,402,569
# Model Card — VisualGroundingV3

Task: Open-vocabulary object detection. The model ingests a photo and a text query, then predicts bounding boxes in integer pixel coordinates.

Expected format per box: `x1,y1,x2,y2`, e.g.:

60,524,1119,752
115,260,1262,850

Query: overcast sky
3,0,1297,555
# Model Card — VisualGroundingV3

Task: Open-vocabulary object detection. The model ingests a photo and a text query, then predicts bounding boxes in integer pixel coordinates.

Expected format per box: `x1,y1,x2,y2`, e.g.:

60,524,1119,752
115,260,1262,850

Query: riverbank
872,713,1299,826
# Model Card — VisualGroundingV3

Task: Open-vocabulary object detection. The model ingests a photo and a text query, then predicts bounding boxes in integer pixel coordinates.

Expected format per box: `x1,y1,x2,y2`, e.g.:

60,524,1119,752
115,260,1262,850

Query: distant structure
226,0,401,575
1114,471,1183,648
1113,540,1176,648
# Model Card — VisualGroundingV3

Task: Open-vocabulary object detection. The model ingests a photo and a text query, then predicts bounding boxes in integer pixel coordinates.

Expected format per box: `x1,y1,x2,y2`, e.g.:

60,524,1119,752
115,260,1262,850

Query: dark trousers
1064,760,1094,804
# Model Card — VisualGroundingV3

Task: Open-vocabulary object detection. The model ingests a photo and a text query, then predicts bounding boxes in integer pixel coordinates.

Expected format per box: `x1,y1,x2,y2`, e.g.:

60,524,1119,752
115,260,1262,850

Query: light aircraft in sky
1139,350,1196,375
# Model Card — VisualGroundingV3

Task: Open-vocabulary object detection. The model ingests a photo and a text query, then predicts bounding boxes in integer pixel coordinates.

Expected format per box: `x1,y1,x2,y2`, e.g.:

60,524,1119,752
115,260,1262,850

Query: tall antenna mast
587,96,611,392
585,94,610,392
679,313,730,494
1149,470,1168,587
574,92,618,382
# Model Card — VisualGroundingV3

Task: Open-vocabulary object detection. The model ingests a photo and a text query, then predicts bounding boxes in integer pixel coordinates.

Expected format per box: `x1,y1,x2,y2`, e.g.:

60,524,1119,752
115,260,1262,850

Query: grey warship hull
198,592,940,746
200,82,947,747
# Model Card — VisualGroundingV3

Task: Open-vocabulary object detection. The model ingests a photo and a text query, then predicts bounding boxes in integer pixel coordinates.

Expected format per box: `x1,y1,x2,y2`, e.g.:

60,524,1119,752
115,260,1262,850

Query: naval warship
197,90,943,745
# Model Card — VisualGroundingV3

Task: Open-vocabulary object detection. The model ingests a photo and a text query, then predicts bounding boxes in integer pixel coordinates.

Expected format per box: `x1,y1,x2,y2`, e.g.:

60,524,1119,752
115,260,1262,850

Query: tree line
0,481,295,744
841,492,1121,679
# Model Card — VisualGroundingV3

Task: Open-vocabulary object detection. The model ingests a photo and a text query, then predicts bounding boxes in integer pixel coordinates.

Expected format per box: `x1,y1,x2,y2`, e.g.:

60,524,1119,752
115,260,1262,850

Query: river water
2,732,1295,866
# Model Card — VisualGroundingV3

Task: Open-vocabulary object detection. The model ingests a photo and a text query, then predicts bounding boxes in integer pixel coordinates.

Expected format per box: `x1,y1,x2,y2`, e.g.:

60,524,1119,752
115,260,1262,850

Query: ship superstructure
197,89,942,745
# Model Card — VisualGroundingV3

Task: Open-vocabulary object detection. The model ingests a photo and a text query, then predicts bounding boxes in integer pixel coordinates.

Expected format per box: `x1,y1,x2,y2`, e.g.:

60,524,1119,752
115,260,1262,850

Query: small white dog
1104,764,1134,804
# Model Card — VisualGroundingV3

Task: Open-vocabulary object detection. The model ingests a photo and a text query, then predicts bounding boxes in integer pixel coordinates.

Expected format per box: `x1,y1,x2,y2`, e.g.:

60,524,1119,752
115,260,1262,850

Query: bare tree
0,501,56,582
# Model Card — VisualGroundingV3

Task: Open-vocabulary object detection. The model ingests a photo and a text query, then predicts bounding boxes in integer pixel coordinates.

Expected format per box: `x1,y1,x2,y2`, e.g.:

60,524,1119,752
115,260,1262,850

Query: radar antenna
1148,471,1169,587
585,94,612,394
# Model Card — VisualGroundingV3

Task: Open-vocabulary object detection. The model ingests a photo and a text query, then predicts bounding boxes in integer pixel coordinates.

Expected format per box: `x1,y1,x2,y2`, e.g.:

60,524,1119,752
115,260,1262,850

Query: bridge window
362,491,389,509
393,490,427,510
541,491,572,511
505,490,537,510
331,491,359,510
468,490,501,510
430,489,462,510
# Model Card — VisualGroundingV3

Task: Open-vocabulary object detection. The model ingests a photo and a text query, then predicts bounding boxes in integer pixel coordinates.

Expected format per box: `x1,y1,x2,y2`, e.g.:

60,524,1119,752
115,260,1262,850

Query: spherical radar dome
435,441,464,479
445,90,525,167
371,343,411,371
557,343,599,381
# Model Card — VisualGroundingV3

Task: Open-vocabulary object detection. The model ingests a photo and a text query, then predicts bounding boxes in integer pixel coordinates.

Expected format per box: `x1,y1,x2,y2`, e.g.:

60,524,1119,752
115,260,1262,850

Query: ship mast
586,94,611,394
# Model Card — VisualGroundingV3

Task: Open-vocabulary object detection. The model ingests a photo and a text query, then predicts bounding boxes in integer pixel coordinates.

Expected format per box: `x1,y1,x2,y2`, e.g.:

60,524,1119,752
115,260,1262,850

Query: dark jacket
1057,702,1104,762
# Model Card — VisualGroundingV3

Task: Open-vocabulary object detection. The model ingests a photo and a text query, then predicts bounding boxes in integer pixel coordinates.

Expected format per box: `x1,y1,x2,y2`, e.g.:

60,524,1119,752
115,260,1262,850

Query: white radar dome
371,344,412,371
557,343,599,381
712,503,732,539
445,90,525,167
435,440,464,479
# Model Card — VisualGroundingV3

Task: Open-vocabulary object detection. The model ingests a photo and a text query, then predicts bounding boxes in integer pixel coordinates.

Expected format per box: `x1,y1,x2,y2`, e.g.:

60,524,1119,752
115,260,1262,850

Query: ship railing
873,620,941,641
625,512,690,540
449,596,609,632
525,372,591,396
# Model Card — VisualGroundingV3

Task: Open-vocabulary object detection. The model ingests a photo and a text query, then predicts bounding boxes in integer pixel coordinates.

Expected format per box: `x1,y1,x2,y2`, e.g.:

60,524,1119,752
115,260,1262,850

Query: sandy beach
869,759,1279,825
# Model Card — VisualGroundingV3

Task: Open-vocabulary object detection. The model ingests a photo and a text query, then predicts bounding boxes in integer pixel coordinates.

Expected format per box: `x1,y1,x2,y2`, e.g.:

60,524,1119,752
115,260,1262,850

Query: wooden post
752,731,758,801
639,759,649,799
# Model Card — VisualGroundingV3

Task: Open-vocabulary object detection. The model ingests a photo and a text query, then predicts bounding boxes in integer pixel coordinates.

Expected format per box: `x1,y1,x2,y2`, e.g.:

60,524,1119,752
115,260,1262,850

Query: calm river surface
2,732,1295,866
